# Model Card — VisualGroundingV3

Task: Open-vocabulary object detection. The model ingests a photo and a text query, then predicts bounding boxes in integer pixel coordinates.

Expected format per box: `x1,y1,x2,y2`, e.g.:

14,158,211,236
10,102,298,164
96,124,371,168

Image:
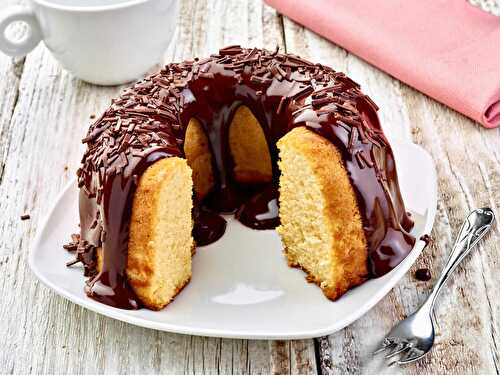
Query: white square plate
29,136,437,339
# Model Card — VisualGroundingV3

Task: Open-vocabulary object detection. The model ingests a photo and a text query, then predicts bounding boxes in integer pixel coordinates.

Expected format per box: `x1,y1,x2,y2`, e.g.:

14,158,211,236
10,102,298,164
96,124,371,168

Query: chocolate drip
70,47,415,309
235,183,280,230
80,150,176,309
420,234,432,246
192,205,227,246
414,268,432,281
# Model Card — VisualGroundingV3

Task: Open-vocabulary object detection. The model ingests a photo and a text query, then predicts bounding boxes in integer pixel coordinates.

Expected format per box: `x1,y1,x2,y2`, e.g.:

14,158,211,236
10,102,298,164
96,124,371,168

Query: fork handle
421,208,495,314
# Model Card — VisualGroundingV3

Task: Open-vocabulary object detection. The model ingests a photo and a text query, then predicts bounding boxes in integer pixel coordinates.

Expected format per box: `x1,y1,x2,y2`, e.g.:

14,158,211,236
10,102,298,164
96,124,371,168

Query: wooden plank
280,3,499,374
0,1,318,374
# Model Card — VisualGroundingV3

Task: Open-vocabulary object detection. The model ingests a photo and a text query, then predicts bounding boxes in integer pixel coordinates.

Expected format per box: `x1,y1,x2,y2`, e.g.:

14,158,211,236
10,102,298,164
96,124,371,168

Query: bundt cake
65,46,415,310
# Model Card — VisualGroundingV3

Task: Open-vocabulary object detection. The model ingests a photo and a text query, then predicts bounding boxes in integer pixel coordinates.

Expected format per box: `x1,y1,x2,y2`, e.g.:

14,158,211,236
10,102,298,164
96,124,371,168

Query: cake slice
277,127,368,300
126,157,193,310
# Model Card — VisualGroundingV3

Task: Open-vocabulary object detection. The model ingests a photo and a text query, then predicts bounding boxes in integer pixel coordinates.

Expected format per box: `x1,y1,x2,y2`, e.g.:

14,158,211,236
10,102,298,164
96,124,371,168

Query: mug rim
33,0,151,12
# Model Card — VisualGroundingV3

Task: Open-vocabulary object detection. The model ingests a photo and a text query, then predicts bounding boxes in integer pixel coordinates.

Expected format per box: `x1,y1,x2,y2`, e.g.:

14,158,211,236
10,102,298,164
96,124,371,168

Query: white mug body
0,0,178,85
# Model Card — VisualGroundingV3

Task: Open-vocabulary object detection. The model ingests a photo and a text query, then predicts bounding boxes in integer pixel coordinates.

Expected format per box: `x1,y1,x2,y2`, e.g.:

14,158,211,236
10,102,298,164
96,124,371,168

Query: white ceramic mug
0,0,178,85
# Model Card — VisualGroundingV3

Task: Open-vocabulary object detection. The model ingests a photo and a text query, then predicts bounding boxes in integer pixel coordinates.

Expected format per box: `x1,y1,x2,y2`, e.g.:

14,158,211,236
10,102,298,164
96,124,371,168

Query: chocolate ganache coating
72,46,415,309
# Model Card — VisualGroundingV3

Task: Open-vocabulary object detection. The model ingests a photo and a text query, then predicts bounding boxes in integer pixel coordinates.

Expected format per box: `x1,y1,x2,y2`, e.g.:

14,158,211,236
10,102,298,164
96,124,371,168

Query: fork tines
374,338,419,366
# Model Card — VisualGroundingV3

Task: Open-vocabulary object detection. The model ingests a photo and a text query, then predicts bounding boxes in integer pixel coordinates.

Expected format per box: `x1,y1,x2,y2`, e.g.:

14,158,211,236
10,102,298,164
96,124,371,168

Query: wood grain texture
0,0,498,374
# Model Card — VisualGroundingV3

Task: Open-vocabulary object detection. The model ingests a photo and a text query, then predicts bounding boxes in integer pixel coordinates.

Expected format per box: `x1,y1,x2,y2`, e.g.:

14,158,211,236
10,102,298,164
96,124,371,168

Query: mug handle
0,6,42,57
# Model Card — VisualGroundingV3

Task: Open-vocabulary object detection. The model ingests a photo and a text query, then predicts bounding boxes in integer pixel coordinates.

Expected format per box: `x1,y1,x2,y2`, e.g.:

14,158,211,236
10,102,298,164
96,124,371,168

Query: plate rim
29,140,437,340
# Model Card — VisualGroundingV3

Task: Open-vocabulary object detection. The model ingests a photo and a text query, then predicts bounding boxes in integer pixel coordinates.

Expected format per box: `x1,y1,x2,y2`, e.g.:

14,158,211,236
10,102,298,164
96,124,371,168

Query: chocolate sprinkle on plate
414,268,432,281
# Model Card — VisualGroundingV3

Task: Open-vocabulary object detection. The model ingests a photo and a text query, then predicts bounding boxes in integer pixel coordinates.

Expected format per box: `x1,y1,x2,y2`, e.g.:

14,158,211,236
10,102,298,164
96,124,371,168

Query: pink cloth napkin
265,0,500,128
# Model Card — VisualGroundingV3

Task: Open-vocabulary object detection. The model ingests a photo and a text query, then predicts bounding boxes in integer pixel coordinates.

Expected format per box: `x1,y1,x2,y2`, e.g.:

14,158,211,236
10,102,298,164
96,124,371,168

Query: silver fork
374,207,495,366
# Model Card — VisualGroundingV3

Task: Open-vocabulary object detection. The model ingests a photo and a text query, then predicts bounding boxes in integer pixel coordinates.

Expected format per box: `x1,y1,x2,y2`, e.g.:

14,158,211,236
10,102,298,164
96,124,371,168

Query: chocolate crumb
66,259,81,267
90,114,96,119
420,234,432,246
20,214,30,221
415,268,432,281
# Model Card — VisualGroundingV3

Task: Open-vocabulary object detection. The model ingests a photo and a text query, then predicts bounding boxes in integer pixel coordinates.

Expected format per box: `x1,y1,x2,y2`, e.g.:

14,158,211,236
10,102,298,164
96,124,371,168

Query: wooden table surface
0,1,498,374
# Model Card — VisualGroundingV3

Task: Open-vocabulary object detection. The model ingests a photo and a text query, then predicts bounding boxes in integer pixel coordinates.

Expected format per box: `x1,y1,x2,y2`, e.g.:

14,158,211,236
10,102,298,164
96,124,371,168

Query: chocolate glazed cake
65,46,415,310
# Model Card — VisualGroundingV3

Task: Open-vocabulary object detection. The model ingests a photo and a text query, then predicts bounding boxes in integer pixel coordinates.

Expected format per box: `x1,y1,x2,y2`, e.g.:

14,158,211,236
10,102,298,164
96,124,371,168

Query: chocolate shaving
199,72,215,79
114,118,122,132
355,151,366,169
292,86,314,100
250,75,272,85
287,55,314,66
277,97,287,114
347,127,358,153
359,151,374,168
312,96,336,108
219,45,242,55
82,127,107,144
66,259,80,267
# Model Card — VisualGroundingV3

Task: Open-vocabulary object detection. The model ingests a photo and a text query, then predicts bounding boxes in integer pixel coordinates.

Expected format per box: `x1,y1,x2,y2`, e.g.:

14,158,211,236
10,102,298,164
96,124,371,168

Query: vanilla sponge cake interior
127,157,193,310
277,127,367,300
